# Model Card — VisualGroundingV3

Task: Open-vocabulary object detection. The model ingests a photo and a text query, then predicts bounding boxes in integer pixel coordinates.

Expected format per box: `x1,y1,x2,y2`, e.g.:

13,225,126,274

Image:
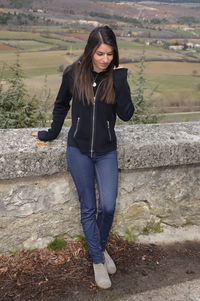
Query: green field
126,61,200,112
0,50,73,77
158,111,200,123
17,25,71,33
0,39,53,51
0,30,84,52
147,73,200,94
118,40,170,53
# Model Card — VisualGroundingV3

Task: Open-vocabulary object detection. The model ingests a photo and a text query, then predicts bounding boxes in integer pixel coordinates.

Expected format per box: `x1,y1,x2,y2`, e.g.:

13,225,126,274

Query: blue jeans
66,146,118,264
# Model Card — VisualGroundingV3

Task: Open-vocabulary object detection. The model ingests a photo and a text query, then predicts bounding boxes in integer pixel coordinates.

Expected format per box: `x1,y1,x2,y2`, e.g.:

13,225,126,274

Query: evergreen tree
0,56,47,128
129,51,159,124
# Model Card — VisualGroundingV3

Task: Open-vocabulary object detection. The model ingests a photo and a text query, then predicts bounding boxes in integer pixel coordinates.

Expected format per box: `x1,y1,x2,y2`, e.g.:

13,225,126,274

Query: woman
32,25,134,289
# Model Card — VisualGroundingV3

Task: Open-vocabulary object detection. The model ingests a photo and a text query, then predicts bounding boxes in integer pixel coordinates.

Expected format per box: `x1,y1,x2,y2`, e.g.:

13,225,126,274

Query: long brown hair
68,26,119,105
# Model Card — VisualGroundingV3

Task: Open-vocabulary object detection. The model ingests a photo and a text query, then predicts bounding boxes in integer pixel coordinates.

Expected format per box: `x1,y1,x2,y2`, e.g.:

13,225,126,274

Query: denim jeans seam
95,165,105,233
66,153,76,188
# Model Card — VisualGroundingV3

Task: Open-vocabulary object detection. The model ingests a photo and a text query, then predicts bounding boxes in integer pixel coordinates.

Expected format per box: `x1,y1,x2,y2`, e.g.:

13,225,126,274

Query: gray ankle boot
93,263,111,289
104,249,117,274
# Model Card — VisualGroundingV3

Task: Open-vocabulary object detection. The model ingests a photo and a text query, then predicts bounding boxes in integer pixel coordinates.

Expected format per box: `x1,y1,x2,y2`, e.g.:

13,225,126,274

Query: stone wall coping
1,122,200,179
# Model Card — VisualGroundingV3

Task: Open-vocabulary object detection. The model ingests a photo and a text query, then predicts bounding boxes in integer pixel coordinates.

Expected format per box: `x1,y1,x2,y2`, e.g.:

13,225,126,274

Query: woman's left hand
31,131,38,139
114,65,122,69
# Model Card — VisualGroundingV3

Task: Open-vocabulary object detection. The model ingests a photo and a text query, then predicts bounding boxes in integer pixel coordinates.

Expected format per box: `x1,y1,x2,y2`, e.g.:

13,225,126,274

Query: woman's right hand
31,131,38,139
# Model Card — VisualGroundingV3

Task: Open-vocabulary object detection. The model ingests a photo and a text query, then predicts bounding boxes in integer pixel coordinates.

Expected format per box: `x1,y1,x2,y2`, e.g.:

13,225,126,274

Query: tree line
89,11,141,25
0,11,56,25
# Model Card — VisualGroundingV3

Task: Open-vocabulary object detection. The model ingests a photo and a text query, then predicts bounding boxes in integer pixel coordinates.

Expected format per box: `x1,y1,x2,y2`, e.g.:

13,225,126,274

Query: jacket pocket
107,120,112,141
73,117,80,138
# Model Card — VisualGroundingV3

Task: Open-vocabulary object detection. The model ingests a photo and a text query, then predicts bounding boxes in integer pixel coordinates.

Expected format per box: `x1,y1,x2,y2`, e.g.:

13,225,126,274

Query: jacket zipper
73,117,80,138
90,81,103,157
107,121,112,141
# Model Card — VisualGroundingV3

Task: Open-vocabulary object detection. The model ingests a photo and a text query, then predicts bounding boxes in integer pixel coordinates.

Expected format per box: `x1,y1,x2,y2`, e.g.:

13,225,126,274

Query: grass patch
181,221,194,227
47,237,67,251
124,226,138,242
142,224,163,235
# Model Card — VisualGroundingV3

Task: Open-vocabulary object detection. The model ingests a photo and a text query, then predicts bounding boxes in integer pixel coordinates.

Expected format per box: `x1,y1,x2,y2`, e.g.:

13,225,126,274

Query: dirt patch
0,235,200,301
0,43,17,51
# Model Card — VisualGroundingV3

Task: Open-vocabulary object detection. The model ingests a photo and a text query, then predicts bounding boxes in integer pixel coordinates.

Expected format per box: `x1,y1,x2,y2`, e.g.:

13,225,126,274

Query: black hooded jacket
38,67,134,155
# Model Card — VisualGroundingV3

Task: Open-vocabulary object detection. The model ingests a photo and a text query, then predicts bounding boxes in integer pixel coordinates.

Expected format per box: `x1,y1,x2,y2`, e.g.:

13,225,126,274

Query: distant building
169,45,184,50
186,42,194,48
78,20,101,27
183,27,194,31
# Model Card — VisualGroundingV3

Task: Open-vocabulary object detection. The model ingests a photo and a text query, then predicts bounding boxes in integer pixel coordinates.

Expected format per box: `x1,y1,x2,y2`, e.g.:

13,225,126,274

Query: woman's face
92,43,114,72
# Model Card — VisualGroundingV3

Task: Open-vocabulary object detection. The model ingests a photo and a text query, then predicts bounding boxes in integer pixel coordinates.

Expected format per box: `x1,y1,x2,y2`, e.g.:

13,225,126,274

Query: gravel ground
1,236,200,301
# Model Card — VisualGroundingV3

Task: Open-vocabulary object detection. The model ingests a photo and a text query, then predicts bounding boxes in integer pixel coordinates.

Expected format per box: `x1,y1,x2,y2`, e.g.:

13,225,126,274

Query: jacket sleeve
38,71,73,141
114,68,134,121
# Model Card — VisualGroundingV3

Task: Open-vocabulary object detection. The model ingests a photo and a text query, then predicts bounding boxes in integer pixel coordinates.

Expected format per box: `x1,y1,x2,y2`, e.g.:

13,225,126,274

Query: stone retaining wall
0,122,200,252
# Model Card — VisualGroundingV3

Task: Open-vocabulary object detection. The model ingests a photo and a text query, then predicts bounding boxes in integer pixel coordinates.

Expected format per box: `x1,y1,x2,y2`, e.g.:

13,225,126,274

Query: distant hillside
0,0,38,8
91,0,200,2
0,0,91,9
1,0,200,23
1,0,200,10
0,0,106,14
